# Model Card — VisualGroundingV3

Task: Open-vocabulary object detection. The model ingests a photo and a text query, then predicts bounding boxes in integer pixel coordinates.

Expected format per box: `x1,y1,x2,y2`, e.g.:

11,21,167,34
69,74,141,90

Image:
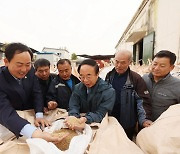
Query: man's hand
143,119,152,127
64,116,86,131
47,101,58,110
34,118,52,130
32,129,69,143
43,107,49,114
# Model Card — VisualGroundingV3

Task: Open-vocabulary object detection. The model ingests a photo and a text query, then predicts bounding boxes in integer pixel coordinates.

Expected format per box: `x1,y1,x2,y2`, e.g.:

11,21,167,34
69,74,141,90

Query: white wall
116,0,154,51
42,48,70,59
155,0,180,63
116,42,134,52
35,54,60,72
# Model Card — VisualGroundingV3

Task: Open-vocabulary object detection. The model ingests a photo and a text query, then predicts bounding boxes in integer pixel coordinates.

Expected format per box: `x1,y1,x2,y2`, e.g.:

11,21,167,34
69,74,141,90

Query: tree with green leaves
71,53,77,60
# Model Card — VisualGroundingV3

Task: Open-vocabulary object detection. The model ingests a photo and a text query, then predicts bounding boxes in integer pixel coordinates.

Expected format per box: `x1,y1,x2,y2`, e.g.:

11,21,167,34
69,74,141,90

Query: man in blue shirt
46,59,80,110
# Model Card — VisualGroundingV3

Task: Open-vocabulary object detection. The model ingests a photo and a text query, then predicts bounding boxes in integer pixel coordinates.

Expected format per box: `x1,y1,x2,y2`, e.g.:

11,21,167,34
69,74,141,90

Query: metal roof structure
77,54,114,60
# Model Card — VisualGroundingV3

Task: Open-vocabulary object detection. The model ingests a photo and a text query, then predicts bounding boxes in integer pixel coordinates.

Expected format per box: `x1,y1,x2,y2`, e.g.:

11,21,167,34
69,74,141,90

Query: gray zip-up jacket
143,73,180,121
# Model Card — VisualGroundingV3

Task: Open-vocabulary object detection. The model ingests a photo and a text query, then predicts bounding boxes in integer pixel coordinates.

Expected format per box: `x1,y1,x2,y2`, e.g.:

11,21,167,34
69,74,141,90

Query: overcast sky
0,0,142,55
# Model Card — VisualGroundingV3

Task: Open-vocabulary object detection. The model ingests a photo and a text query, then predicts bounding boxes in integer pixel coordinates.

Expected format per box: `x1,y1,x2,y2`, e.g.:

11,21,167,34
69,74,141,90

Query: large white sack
27,119,92,154
136,104,180,154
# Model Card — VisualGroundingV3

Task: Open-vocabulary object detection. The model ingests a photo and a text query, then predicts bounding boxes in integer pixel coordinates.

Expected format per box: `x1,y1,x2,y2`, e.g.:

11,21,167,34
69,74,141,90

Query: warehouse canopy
126,31,146,43
77,54,114,60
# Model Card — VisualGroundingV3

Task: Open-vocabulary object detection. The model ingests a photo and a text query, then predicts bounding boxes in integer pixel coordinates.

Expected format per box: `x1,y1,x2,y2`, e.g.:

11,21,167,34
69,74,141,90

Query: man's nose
84,77,88,82
154,65,160,70
21,66,28,72
117,63,122,67
42,71,47,75
63,72,67,75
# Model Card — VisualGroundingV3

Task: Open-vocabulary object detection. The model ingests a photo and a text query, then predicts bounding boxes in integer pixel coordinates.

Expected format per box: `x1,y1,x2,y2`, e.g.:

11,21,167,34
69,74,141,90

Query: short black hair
56,59,71,68
34,58,50,71
77,59,99,75
154,50,176,65
5,42,33,62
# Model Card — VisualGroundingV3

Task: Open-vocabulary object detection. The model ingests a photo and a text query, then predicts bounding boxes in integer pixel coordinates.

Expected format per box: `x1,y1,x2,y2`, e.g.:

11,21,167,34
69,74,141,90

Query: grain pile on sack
64,116,86,132
67,116,81,125
52,128,78,151
26,118,92,154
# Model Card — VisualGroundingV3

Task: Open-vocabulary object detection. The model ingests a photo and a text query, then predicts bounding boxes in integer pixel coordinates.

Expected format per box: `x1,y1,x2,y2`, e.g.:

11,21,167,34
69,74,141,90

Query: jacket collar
148,72,172,82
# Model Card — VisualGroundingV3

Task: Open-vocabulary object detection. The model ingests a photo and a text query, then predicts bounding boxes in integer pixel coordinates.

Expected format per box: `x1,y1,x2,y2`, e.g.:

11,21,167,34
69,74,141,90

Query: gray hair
115,50,132,62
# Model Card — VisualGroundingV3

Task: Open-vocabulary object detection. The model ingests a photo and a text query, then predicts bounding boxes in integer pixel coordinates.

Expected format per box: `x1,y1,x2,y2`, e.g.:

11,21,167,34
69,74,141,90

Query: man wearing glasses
64,59,115,131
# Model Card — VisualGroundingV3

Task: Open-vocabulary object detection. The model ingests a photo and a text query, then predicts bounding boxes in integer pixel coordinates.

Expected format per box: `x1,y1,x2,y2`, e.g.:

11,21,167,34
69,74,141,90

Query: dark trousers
124,126,136,140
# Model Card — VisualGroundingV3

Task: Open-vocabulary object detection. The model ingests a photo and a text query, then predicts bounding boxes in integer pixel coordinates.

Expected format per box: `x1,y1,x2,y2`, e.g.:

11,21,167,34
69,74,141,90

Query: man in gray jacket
143,50,180,121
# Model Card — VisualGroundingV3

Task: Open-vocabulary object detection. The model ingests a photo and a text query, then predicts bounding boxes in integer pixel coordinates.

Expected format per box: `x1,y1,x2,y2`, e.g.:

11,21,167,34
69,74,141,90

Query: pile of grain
52,128,78,151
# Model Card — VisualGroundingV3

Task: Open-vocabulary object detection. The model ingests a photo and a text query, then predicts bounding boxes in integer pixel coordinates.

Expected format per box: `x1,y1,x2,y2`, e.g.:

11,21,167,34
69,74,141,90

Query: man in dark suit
0,43,67,142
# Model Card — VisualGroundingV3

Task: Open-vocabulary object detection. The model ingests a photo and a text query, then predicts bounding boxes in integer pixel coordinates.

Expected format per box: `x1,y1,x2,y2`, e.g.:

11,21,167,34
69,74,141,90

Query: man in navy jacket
0,43,66,142
34,58,56,112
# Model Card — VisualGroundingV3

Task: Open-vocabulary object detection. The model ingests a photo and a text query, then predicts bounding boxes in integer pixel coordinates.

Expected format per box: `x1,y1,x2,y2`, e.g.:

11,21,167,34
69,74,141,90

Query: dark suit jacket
0,66,43,138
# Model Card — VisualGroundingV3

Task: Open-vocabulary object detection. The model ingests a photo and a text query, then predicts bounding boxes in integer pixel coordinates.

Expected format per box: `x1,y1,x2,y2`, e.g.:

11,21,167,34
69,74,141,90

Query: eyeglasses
79,74,95,80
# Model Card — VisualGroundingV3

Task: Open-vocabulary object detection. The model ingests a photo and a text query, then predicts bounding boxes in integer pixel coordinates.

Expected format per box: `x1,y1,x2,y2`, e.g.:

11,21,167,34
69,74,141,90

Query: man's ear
170,64,175,71
97,72,100,77
4,58,9,66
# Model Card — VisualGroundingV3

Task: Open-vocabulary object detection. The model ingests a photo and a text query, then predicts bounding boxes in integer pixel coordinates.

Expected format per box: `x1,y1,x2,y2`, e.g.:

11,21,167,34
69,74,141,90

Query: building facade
116,0,180,64
34,47,70,72
35,52,60,72
42,47,70,59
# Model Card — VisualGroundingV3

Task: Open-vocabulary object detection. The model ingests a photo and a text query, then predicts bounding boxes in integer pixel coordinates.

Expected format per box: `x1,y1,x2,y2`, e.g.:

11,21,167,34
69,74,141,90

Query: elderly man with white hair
105,50,152,140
